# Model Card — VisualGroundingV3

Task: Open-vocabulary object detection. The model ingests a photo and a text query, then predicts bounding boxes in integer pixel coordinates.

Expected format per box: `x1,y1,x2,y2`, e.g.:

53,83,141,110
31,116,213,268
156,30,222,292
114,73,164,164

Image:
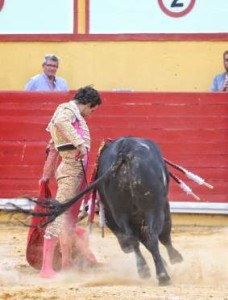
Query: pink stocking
74,226,99,267
39,236,58,278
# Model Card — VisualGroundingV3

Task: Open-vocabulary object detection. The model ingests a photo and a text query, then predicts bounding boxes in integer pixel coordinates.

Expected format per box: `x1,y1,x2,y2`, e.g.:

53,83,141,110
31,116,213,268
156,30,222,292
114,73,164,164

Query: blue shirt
210,72,226,92
24,73,68,91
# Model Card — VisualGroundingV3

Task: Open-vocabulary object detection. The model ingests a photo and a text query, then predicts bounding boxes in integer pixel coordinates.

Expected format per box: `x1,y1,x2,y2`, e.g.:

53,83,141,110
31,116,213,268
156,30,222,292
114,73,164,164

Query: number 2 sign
158,0,195,18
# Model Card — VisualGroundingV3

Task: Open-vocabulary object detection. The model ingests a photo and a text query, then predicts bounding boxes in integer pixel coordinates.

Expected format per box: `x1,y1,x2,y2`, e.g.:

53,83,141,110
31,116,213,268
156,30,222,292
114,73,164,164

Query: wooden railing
0,91,227,203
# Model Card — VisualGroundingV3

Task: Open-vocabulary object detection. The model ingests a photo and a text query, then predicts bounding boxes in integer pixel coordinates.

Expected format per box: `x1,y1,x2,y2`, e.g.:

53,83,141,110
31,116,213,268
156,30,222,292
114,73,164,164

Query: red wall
0,91,227,203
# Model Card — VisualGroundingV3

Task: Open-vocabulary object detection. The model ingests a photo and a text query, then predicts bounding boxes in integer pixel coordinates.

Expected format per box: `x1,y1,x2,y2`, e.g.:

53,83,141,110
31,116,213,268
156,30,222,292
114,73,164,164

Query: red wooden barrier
0,91,227,203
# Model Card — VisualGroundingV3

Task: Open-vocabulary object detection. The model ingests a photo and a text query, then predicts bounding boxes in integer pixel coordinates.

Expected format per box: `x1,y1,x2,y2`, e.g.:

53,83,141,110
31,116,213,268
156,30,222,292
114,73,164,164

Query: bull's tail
11,154,125,228
55,153,125,213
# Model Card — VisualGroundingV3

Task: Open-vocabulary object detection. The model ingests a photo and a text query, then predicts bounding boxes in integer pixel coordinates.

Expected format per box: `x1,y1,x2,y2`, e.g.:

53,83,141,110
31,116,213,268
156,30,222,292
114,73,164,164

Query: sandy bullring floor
0,214,227,300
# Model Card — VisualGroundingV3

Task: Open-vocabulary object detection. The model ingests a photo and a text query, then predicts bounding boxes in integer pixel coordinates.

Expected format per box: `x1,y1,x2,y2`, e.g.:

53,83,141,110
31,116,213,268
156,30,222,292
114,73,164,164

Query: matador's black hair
74,85,102,108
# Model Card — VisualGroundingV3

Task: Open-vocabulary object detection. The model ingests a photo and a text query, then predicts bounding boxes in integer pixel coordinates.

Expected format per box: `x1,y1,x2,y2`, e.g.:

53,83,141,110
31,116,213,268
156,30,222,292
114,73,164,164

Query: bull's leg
133,242,151,279
148,232,171,285
115,232,151,279
105,209,151,279
143,211,171,286
159,201,183,264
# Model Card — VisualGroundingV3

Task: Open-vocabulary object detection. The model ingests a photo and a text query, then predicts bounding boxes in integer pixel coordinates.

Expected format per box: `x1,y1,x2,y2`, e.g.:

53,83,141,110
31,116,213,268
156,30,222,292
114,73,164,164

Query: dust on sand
0,218,227,300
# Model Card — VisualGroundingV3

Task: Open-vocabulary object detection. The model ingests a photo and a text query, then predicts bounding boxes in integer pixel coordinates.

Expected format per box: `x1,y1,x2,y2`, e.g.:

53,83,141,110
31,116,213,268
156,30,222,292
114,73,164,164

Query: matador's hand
39,177,49,186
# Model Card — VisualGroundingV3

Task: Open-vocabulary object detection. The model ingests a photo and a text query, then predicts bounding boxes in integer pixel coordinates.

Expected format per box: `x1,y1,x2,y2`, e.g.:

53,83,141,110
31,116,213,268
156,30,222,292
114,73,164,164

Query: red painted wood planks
0,91,227,202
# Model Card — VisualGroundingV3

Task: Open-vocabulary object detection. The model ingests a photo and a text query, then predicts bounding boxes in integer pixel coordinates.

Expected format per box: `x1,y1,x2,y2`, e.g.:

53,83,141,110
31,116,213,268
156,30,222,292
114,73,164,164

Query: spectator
38,86,102,278
210,50,228,92
24,54,68,91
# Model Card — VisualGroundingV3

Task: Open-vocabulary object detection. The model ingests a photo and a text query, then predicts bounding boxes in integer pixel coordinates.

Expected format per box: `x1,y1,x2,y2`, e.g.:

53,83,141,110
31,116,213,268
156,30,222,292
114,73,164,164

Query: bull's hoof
158,273,171,286
170,251,183,264
138,266,151,279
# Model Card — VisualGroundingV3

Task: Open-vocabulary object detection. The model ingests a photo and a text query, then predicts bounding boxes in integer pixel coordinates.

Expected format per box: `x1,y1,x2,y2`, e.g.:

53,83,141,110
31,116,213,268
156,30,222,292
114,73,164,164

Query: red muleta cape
26,181,61,270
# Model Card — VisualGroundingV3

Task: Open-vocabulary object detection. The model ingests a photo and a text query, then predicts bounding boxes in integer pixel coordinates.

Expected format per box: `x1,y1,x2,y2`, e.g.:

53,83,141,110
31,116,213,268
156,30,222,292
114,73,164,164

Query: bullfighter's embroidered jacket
47,100,91,151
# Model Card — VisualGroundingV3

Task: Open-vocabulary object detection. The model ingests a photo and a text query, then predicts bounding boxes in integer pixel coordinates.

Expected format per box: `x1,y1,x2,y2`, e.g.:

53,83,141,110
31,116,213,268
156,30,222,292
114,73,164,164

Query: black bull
21,136,183,285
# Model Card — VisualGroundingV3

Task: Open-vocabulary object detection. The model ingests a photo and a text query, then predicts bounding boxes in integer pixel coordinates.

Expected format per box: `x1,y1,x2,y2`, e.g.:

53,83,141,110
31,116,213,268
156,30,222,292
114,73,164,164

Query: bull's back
98,136,169,204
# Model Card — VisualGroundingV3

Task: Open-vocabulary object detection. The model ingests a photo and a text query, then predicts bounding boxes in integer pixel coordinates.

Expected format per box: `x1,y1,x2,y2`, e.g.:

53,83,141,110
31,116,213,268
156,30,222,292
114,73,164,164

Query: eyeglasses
45,64,58,68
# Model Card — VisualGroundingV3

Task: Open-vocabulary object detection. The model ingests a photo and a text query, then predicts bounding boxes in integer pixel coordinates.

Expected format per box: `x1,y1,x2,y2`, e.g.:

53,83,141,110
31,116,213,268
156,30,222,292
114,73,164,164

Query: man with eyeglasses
24,54,68,91
210,50,228,92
